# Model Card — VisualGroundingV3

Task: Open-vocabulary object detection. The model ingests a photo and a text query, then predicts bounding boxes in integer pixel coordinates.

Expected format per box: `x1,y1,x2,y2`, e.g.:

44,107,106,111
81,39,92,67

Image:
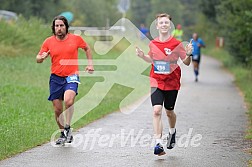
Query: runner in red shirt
136,13,193,156
36,16,94,145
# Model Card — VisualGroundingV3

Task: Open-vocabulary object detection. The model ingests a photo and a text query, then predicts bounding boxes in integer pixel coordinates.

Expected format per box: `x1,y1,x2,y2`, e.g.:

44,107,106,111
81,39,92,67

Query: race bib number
154,61,170,74
66,74,81,84
192,54,199,60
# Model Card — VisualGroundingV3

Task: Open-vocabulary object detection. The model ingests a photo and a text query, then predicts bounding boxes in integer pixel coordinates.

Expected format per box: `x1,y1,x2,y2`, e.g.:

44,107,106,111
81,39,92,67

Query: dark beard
56,32,66,40
57,34,66,40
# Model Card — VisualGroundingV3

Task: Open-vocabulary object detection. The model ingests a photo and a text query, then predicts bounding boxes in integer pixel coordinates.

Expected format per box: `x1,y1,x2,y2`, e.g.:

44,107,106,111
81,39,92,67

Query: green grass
203,46,252,139
0,18,141,160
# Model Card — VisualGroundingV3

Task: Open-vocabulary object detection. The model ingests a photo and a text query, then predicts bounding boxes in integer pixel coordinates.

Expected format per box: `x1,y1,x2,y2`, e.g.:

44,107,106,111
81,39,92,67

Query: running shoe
55,132,66,145
64,126,73,143
167,129,176,149
154,143,166,156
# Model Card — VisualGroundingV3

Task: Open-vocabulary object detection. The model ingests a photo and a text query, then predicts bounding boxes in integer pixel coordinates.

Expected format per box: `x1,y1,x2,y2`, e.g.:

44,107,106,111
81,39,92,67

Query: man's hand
85,65,94,74
135,46,153,63
198,43,205,48
41,50,50,59
36,50,50,63
185,39,193,56
135,47,145,58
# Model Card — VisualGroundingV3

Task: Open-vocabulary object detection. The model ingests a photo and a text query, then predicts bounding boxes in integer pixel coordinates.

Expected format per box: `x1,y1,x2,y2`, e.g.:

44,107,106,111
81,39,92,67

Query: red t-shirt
39,33,87,77
148,37,186,90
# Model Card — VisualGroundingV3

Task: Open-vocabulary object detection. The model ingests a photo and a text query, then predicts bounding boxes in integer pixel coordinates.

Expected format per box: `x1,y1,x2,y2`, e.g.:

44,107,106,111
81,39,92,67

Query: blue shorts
48,74,78,101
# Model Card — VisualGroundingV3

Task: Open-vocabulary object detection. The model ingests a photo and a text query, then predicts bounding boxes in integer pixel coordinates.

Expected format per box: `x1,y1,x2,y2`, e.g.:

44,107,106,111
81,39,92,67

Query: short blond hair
155,13,172,21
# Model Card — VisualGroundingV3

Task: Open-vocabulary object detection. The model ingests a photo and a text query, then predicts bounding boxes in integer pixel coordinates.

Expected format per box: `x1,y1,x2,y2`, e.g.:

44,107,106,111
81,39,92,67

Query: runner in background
139,23,150,40
191,33,205,82
172,24,183,41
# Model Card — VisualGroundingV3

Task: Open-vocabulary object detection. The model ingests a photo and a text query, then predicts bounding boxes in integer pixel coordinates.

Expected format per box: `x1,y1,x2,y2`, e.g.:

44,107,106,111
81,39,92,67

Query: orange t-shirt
39,33,87,77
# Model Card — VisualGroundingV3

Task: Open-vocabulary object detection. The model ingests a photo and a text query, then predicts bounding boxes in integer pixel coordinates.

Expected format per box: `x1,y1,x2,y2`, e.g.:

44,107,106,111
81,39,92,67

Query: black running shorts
151,87,178,110
192,54,201,63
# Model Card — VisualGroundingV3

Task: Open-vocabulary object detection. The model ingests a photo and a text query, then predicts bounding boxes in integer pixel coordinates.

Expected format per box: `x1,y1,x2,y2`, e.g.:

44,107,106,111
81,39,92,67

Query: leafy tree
68,0,121,27
0,0,65,22
128,0,152,26
217,0,252,65
199,0,221,23
145,0,184,26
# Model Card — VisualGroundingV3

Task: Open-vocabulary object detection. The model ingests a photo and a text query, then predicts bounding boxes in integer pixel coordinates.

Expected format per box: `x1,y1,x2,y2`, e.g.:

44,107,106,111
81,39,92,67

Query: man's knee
166,110,175,118
64,90,76,107
53,101,63,115
153,108,162,117
53,106,62,116
64,98,74,108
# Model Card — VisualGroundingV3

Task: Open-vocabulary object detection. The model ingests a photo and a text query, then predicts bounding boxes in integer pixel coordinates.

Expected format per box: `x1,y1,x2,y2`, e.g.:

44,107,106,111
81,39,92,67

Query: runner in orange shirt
136,13,193,156
36,16,94,145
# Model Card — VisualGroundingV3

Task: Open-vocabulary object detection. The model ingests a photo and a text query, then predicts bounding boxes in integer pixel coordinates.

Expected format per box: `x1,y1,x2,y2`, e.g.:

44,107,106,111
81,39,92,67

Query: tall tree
199,0,221,23
146,0,184,26
0,0,65,22
217,0,252,64
70,0,120,26
129,0,152,26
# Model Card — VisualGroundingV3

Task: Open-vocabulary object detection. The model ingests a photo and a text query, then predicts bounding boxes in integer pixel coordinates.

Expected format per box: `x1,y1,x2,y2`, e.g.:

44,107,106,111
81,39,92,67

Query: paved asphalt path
1,56,251,167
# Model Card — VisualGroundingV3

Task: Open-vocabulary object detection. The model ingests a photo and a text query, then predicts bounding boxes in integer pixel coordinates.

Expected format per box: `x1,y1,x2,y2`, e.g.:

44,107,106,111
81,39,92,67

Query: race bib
154,61,170,74
192,54,199,60
66,74,81,84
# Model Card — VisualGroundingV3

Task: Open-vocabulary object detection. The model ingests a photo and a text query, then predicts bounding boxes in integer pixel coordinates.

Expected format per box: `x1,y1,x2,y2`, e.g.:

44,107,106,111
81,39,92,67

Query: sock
169,128,176,134
196,69,199,76
64,124,70,129
156,139,162,144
